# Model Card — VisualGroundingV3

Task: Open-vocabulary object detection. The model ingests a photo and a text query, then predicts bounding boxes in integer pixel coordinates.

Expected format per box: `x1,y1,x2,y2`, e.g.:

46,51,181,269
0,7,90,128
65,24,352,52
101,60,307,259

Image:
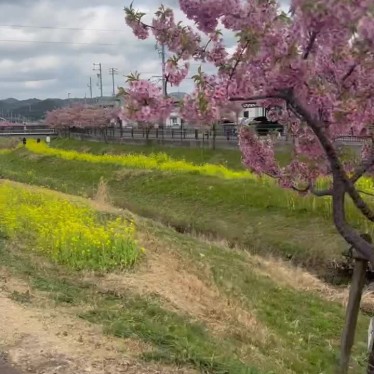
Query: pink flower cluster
180,90,220,126
165,60,189,86
119,79,173,125
124,0,374,190
206,40,228,66
45,106,118,129
125,18,149,40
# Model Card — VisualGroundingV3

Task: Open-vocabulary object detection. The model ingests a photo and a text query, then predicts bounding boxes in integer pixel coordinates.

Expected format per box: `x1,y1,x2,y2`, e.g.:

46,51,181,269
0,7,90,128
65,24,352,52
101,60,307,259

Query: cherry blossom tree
124,0,373,261
220,101,244,125
117,72,173,138
46,105,119,141
0,120,14,129
124,1,373,370
46,106,78,136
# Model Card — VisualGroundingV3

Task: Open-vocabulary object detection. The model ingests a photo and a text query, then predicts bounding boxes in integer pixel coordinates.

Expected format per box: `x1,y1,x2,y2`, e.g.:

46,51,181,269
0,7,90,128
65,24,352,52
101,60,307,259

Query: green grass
0,145,362,278
0,139,371,372
0,241,257,373
0,212,369,373
142,219,370,373
52,137,293,168
82,297,260,374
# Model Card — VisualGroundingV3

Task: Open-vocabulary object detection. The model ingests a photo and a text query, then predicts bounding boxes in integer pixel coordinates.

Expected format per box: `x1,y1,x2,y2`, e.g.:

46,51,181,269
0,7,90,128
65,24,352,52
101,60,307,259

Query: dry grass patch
248,253,374,314
93,177,112,206
93,243,269,344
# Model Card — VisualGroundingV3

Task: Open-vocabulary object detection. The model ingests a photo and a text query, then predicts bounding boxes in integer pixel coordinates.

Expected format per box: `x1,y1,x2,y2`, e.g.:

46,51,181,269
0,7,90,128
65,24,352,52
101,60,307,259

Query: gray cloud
0,0,288,100
0,0,172,99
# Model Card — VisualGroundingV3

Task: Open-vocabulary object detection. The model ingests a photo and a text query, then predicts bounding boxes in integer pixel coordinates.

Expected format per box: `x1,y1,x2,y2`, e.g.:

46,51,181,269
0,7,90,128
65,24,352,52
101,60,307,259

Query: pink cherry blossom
123,0,374,263
119,78,173,126
165,59,189,85
45,105,118,130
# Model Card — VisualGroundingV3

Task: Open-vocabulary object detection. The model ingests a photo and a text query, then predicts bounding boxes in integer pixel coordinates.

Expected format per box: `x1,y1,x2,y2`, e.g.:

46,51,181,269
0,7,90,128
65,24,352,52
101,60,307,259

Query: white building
163,100,268,128
239,102,266,121
164,92,185,127
165,106,183,127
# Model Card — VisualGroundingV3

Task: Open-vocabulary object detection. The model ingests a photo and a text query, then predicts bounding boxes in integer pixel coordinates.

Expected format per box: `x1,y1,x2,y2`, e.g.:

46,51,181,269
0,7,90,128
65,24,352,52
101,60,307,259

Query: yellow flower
0,181,142,271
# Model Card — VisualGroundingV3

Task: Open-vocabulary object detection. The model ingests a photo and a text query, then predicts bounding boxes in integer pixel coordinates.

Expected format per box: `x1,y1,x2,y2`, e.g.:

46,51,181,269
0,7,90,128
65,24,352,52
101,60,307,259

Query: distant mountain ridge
0,92,187,121
0,97,108,121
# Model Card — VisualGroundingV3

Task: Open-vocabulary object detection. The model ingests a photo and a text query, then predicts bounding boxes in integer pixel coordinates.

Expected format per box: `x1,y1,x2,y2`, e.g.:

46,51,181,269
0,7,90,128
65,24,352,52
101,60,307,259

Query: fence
68,126,242,149
56,126,371,151
0,128,57,137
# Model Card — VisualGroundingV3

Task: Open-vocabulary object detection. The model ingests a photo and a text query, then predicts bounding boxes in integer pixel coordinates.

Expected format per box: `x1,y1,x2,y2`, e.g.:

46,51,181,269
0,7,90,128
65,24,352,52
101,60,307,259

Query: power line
0,24,123,32
0,39,117,46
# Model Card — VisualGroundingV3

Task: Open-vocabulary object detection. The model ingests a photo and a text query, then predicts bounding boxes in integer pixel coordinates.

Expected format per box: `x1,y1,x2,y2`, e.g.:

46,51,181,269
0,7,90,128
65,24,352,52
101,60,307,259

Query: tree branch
291,183,332,196
342,64,357,83
351,155,374,184
202,38,212,52
287,94,374,222
229,94,287,102
332,177,374,263
303,31,318,59
358,189,374,198
227,41,250,83
311,186,333,197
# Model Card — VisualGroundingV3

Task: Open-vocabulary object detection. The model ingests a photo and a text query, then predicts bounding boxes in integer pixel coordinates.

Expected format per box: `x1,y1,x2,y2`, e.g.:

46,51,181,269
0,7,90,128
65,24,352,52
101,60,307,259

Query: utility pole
93,63,103,97
161,44,166,97
155,43,167,97
87,77,93,99
108,67,118,96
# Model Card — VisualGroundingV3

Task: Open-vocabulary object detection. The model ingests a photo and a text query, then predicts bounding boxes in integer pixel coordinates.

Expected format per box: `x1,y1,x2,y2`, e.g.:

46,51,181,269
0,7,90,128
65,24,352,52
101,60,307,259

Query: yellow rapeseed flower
0,181,142,271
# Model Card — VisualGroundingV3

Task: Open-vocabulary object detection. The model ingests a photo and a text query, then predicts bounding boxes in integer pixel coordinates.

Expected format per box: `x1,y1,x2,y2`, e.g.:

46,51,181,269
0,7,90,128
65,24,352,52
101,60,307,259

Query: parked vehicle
252,116,283,136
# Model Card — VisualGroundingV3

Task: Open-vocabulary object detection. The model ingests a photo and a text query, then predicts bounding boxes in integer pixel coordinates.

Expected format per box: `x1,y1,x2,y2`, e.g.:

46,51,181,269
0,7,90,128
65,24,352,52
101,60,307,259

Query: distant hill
2,98,21,105
0,97,109,121
169,92,186,100
0,93,187,121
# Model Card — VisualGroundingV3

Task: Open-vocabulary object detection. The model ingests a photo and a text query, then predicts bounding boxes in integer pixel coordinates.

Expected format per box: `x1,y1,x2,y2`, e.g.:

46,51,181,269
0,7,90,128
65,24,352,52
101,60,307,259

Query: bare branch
291,183,332,196
358,189,374,198
351,155,374,184
229,94,287,102
342,64,357,83
332,177,374,263
303,31,318,59
164,74,169,96
202,38,212,52
311,186,333,197
291,185,310,193
227,41,250,83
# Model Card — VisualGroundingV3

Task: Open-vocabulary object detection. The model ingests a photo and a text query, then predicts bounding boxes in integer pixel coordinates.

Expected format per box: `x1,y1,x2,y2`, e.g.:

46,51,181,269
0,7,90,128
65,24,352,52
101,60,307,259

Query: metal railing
0,128,57,136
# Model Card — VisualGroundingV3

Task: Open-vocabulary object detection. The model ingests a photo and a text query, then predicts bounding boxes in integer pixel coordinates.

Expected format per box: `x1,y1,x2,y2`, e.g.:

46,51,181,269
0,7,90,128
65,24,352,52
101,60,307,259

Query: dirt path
0,276,194,374
0,355,22,374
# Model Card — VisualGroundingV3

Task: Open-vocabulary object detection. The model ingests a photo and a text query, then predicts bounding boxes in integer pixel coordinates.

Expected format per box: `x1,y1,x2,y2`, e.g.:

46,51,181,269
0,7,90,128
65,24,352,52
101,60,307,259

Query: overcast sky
0,0,289,100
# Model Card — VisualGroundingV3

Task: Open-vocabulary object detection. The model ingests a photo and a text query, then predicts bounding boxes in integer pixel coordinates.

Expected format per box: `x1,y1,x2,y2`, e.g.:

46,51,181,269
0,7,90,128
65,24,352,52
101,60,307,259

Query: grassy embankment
0,179,369,373
0,138,372,279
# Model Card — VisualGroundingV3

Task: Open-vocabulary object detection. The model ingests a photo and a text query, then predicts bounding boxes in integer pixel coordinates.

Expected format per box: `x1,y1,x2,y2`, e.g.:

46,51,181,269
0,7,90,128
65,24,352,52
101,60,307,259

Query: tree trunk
102,129,108,144
368,342,374,373
212,123,216,150
338,257,367,374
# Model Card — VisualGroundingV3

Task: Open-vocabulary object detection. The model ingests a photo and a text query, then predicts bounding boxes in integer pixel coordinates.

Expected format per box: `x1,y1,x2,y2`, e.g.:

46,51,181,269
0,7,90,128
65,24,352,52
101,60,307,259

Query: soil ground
0,355,22,374
0,274,193,374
